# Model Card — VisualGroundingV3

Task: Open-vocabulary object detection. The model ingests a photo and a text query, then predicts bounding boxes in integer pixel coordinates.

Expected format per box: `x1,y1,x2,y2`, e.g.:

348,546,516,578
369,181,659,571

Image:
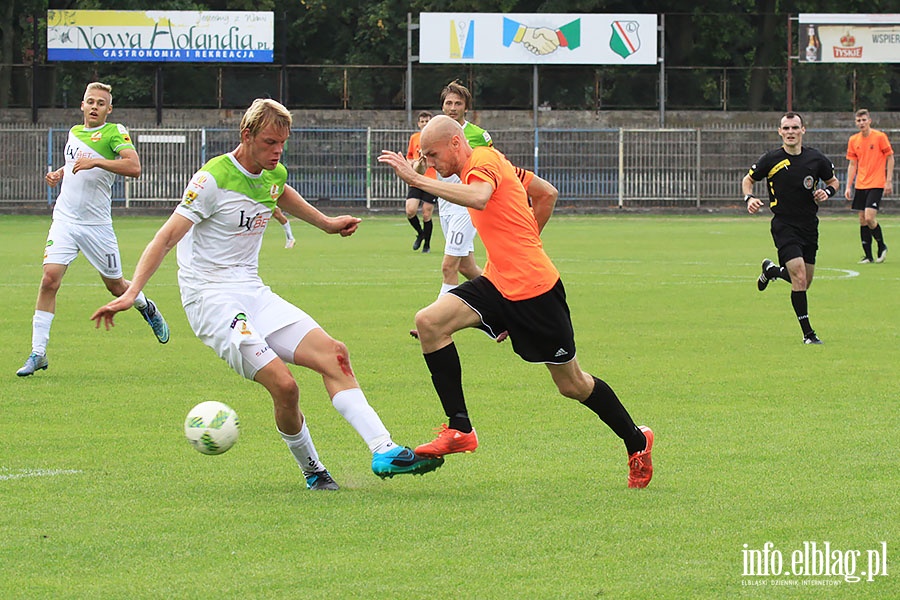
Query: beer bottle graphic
805,24,821,62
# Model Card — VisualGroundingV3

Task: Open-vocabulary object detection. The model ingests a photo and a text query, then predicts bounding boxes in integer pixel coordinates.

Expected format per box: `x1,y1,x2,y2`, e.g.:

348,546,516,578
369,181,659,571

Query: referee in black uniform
742,112,840,345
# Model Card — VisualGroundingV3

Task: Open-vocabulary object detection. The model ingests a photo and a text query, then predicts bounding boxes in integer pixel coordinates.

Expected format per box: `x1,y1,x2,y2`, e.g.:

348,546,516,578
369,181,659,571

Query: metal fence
2,127,897,211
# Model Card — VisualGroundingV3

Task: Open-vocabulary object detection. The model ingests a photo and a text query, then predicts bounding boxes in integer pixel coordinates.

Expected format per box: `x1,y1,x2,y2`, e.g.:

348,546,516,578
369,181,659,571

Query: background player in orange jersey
405,110,438,253
844,109,893,263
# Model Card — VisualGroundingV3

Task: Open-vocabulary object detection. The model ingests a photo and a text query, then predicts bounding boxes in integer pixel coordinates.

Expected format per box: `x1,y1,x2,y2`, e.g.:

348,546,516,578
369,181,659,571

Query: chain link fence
2,126,896,212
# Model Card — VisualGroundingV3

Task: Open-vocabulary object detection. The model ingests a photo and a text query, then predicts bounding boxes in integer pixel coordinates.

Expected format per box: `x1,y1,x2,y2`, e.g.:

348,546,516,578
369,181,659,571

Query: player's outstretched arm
278,185,360,237
91,213,193,329
378,150,493,209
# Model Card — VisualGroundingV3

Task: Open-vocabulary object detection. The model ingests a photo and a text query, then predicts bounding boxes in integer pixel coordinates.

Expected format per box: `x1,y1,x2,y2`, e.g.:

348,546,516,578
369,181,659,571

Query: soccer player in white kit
16,82,169,377
91,99,443,490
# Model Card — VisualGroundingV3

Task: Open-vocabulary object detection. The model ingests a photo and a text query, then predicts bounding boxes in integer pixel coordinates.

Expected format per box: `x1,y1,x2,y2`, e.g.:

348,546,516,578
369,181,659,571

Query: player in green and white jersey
91,99,443,489
434,81,493,298
16,82,169,377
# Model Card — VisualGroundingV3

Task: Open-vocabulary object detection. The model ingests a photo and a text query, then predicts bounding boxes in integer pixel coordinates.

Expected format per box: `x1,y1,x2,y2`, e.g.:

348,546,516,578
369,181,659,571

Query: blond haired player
91,99,443,490
16,82,169,377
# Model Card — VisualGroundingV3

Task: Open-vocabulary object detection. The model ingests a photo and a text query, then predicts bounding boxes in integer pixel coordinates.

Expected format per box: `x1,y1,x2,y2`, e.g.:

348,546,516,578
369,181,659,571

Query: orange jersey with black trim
846,129,894,189
462,146,559,300
406,131,437,179
515,165,535,191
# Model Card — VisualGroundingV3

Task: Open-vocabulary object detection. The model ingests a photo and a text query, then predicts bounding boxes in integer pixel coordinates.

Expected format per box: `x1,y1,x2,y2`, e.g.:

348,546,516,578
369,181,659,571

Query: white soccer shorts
183,284,320,380
439,210,477,257
44,220,123,279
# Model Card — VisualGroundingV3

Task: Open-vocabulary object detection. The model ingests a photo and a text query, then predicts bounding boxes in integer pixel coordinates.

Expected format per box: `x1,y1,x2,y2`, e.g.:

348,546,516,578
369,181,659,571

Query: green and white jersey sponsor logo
175,153,287,292
53,122,135,225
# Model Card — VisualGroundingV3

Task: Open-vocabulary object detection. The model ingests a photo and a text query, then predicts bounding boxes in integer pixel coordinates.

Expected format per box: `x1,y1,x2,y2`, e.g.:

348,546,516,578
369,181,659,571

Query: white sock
439,283,457,297
132,291,148,310
282,221,294,241
32,310,54,356
279,421,325,475
331,388,394,454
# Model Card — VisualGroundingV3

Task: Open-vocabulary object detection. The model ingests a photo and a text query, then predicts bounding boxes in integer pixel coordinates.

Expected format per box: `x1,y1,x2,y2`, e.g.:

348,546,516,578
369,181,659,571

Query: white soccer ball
184,401,240,455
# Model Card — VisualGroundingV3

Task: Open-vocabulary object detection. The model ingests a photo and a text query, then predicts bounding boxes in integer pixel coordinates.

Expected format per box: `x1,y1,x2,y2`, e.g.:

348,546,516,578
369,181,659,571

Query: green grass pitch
1,213,897,599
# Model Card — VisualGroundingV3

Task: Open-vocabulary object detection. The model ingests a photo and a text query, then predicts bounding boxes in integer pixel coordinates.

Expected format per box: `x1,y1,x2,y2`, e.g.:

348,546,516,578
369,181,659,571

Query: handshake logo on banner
422,13,658,65
502,17,582,56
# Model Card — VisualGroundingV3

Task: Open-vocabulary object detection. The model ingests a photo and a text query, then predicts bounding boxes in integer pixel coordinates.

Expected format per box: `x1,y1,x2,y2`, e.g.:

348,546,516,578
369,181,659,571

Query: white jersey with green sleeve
174,153,287,299
52,122,135,225
438,120,493,217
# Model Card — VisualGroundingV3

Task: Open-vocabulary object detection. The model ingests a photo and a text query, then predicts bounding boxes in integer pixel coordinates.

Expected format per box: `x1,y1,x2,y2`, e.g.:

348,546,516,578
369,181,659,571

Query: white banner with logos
419,13,657,65
799,13,900,63
47,10,274,63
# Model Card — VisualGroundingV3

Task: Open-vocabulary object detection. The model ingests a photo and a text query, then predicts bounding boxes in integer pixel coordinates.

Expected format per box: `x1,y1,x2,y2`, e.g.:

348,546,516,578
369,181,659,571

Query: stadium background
1,7,898,211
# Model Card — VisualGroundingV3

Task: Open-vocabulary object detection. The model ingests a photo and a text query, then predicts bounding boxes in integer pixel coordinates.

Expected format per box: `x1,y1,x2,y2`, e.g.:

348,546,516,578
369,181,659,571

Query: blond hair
84,82,112,102
240,99,292,137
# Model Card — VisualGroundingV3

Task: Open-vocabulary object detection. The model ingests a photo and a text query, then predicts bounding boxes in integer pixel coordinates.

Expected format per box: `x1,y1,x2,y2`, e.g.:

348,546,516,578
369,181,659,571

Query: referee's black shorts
770,216,818,265
449,277,576,364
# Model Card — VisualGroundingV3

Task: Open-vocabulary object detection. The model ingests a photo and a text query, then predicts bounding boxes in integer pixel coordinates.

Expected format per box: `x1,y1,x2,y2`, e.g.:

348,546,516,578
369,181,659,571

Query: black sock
791,290,813,336
872,224,885,249
423,219,433,245
861,225,873,259
408,215,423,235
581,377,644,454
423,343,471,432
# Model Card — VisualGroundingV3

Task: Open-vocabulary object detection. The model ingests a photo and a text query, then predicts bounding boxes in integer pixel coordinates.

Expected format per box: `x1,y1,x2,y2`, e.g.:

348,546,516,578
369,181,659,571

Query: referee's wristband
824,185,836,197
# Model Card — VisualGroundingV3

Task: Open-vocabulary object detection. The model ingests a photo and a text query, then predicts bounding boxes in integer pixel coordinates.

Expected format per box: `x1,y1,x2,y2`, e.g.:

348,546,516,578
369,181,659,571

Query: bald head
419,115,471,178
421,114,463,147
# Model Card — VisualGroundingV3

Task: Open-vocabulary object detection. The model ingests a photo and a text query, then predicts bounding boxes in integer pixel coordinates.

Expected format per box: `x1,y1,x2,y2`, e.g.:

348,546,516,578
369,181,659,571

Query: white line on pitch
0,468,83,481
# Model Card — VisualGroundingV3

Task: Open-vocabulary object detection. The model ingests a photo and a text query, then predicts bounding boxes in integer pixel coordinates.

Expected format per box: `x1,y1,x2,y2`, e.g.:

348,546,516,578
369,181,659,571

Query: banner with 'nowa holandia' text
47,10,274,63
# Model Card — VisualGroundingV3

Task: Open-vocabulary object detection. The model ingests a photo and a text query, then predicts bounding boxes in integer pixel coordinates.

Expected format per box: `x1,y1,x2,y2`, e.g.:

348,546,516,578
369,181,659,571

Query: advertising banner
47,10,274,63
799,13,900,63
420,13,657,65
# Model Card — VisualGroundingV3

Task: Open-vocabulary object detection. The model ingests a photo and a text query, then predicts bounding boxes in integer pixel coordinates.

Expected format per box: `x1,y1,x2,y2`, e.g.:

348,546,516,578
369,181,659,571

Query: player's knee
39,273,62,295
331,340,356,377
332,340,349,363
414,306,439,334
268,374,299,407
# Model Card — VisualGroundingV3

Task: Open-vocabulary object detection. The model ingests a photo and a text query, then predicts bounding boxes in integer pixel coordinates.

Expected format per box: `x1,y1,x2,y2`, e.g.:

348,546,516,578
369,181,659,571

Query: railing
2,127,896,211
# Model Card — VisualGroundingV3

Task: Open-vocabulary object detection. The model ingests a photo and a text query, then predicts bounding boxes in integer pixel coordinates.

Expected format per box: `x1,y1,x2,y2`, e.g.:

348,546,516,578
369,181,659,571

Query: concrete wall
5,108,900,130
